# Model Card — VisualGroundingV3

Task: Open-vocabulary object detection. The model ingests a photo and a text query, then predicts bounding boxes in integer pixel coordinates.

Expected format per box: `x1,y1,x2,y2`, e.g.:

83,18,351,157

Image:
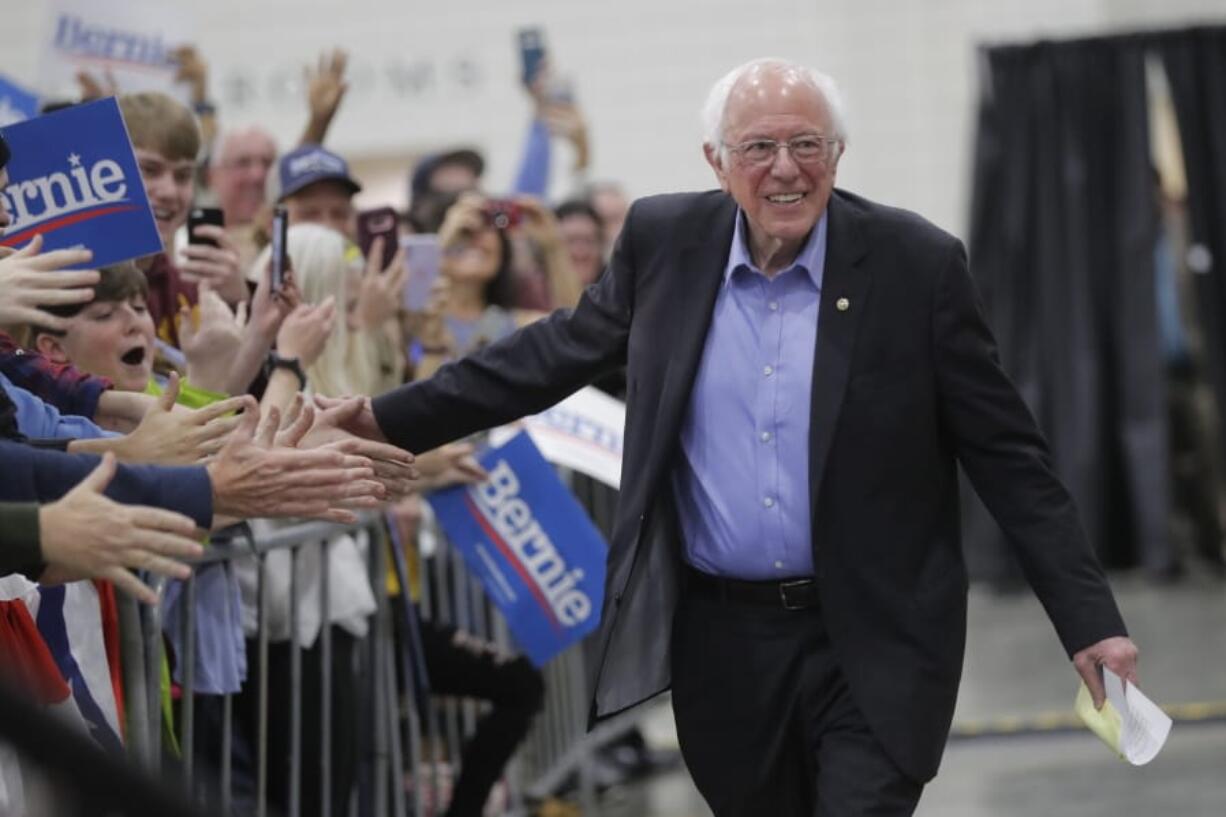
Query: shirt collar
725,208,827,291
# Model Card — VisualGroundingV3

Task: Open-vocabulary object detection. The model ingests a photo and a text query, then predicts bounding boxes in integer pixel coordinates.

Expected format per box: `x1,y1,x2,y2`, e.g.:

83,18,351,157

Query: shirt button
774,560,784,569
763,497,775,508
768,301,779,312
760,431,772,443
763,365,774,376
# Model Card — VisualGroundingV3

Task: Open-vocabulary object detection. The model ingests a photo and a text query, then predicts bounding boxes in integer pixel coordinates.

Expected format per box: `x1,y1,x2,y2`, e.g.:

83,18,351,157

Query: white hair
701,58,849,151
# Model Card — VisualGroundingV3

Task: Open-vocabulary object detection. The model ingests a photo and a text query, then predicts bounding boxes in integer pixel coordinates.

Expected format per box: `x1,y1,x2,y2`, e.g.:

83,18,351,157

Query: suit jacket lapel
809,193,871,519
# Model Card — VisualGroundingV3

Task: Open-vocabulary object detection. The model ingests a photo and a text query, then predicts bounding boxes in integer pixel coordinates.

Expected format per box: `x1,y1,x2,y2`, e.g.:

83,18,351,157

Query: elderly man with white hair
331,58,1139,816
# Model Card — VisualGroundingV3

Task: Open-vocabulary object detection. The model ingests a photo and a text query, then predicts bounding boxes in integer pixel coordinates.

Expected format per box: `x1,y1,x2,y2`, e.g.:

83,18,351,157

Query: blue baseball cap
277,144,362,201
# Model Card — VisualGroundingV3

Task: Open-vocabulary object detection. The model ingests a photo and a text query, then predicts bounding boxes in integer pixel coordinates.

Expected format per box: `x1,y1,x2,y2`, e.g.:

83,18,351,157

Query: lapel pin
836,297,850,312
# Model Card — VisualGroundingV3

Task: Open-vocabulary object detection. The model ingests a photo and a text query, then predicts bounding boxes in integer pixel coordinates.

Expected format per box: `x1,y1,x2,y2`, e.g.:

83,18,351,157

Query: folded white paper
1074,667,1172,765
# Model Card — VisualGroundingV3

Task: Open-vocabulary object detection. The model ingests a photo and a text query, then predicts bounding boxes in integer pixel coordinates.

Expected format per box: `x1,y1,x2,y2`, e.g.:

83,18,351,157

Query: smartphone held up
357,207,400,270
188,207,225,247
270,206,289,292
401,234,441,312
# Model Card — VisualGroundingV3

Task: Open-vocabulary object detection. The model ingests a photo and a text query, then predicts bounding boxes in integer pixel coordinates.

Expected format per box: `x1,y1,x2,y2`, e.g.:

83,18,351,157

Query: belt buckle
778,579,813,611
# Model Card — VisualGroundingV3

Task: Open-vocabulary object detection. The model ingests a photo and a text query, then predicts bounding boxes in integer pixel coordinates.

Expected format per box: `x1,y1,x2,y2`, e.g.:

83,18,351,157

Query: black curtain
1160,27,1226,474
965,35,1168,577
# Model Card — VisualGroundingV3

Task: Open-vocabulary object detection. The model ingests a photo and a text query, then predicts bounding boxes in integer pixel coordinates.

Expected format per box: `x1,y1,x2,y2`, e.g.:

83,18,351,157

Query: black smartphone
188,207,225,247
518,27,547,87
270,206,288,292
356,207,399,270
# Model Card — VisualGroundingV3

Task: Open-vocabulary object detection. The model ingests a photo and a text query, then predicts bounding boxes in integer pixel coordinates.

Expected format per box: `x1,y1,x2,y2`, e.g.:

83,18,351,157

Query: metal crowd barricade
114,468,645,817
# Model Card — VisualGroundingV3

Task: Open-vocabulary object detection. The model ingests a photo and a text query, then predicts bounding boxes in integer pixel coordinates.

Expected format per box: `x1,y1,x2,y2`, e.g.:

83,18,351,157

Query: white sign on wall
39,0,195,103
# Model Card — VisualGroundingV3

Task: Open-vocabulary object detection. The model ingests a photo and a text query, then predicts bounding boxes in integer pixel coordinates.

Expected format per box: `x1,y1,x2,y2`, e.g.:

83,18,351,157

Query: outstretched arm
360,200,641,454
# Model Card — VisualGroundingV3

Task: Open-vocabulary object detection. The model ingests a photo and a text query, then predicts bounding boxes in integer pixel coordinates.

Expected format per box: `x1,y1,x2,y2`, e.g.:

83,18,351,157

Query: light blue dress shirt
0,371,116,441
672,211,826,579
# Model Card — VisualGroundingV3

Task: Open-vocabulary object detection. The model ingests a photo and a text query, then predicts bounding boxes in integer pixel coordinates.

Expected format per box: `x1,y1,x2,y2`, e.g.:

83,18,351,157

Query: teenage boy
119,93,294,398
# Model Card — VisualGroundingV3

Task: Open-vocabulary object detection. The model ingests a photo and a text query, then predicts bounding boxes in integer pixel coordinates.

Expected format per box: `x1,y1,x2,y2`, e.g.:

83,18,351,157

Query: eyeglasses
724,135,840,167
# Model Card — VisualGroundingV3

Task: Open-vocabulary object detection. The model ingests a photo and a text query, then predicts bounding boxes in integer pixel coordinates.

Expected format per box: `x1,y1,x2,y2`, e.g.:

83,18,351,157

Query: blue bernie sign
427,432,607,667
0,97,162,267
0,75,40,126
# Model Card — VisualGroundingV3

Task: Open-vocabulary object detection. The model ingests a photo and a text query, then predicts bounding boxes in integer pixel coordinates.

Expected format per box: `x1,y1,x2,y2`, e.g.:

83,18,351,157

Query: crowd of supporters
0,40,638,817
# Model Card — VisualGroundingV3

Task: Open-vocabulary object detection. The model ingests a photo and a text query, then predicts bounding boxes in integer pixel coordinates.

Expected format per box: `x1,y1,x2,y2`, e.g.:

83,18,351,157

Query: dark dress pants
670,586,924,817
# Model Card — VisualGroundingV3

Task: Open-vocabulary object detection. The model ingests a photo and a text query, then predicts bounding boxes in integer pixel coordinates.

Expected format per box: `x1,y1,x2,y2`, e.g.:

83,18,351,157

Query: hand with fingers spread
179,282,246,393
0,236,98,330
1072,635,1140,710
298,396,417,501
205,396,387,522
114,373,246,465
38,453,204,605
180,223,248,305
304,49,349,137
354,238,408,331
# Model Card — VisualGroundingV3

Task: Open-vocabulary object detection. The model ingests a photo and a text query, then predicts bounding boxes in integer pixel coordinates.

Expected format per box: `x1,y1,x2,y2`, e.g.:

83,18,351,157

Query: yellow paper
1074,682,1125,761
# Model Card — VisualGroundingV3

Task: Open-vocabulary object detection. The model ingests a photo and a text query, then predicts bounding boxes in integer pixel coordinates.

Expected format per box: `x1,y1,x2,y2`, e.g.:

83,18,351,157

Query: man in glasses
330,57,1137,816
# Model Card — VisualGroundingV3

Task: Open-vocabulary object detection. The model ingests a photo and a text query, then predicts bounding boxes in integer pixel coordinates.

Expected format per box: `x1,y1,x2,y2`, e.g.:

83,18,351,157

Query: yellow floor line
950,700,1226,738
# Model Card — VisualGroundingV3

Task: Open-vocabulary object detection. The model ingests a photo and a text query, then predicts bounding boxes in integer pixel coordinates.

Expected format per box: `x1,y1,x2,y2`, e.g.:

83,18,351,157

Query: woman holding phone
409,192,581,380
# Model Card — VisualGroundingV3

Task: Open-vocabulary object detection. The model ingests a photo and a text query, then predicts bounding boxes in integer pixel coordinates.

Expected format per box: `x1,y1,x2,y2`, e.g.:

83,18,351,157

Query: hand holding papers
1075,666,1172,765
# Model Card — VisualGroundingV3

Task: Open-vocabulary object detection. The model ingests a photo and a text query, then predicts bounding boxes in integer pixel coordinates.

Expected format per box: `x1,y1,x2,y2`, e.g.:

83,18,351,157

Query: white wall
4,0,1224,235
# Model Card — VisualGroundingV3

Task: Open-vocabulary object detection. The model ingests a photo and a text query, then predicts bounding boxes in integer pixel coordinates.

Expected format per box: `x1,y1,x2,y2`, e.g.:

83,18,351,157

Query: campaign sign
39,0,194,103
490,386,626,489
427,433,607,666
0,98,162,267
0,75,40,127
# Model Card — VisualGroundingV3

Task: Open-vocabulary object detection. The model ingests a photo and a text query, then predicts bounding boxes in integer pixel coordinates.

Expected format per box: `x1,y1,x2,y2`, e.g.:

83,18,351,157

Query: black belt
685,566,820,611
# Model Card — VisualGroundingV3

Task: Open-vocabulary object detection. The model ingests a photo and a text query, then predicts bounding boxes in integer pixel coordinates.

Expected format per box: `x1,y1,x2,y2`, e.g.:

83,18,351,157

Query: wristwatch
266,351,307,389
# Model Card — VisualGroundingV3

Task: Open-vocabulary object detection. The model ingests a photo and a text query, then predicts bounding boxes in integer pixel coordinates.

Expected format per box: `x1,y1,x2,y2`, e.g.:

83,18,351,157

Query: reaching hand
38,453,204,605
115,373,247,465
355,238,408,330
1072,635,1140,710
305,49,349,128
249,260,300,342
277,296,335,369
75,69,118,101
311,394,388,444
0,235,97,330
179,224,247,305
179,283,245,394
171,45,210,106
206,397,386,522
297,396,417,501
542,101,590,169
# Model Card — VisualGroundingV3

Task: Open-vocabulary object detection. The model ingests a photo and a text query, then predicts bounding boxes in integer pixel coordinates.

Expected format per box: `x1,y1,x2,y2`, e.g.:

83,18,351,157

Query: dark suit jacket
371,189,1126,782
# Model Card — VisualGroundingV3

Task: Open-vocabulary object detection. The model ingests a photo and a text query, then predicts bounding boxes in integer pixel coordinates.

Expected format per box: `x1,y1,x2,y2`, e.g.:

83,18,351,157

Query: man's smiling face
705,66,843,265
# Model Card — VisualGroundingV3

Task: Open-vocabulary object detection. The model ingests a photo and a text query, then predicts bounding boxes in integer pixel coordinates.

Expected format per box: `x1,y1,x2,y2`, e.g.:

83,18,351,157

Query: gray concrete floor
590,572,1226,816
